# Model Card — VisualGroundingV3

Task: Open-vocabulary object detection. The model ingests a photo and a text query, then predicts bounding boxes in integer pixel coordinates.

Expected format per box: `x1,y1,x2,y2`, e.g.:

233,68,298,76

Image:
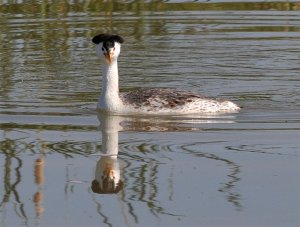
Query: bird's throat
99,62,123,111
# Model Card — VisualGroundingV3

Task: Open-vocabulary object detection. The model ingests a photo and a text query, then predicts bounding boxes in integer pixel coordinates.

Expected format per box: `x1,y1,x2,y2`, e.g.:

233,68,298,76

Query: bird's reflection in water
91,113,124,194
91,112,222,194
91,156,124,194
91,112,242,210
91,112,205,194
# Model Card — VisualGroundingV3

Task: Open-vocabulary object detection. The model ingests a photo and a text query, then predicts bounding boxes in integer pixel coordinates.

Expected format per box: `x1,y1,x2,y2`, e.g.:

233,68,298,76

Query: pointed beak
104,52,113,64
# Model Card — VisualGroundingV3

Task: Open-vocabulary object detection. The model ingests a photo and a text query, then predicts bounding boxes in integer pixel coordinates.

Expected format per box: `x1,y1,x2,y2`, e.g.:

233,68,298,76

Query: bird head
92,34,124,64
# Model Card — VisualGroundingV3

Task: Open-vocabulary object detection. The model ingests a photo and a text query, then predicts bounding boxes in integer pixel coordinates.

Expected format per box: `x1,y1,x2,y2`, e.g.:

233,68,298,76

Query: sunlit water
1,1,300,227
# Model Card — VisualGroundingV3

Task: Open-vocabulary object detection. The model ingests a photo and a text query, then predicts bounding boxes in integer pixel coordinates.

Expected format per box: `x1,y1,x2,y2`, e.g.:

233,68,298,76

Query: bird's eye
102,47,104,51
113,47,115,51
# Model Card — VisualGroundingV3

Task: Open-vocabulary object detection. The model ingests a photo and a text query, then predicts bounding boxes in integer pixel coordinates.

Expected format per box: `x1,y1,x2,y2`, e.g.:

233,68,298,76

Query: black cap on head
92,34,124,45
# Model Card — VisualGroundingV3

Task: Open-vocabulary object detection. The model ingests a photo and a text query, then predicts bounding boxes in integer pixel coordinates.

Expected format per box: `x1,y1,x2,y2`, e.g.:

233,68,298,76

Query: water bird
92,34,240,115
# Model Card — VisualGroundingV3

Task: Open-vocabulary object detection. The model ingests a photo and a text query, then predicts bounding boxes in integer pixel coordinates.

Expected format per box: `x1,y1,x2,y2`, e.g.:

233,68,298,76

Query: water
1,1,300,226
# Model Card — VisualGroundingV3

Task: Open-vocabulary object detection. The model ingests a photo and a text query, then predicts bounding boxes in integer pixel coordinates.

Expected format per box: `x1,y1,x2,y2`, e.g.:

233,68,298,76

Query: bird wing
121,88,209,109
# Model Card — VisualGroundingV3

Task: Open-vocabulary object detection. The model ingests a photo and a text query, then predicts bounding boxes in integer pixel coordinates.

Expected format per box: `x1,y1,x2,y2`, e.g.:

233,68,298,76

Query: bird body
92,34,240,115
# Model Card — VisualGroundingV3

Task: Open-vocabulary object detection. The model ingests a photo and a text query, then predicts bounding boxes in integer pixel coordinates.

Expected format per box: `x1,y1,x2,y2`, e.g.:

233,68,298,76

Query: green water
1,1,300,227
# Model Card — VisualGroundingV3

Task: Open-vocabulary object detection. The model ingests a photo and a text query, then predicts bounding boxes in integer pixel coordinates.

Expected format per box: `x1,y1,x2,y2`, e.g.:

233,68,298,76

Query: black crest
92,34,124,45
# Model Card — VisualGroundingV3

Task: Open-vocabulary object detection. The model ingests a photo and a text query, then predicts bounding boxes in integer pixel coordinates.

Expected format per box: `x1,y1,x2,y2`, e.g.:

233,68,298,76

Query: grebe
92,34,240,114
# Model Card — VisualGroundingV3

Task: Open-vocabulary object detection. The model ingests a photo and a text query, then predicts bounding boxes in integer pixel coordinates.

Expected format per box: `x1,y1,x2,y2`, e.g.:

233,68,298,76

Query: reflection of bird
91,114,124,194
91,156,123,194
92,34,240,114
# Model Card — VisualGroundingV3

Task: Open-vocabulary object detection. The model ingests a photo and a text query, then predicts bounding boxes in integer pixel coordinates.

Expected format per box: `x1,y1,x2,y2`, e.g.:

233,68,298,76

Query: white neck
98,61,123,111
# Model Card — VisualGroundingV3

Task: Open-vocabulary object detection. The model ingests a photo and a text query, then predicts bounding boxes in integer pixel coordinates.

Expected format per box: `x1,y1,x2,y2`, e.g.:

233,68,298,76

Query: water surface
1,1,300,227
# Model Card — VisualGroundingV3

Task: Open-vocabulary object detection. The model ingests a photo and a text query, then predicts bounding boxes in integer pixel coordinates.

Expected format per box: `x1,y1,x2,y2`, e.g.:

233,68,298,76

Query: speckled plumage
122,88,202,107
120,88,239,114
121,88,206,109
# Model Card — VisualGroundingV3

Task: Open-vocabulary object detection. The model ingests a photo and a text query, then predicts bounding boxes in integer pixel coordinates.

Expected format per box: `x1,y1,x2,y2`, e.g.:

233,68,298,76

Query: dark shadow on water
181,142,242,210
0,140,28,226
